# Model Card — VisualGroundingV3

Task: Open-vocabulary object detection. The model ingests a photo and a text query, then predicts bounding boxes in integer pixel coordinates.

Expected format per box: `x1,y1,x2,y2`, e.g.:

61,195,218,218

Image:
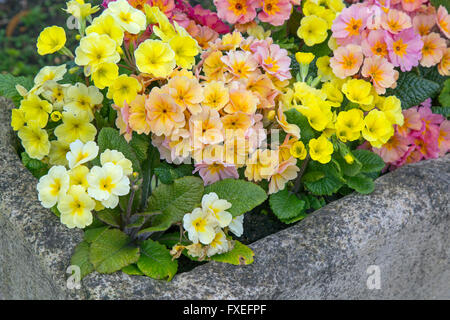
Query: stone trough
0,97,449,299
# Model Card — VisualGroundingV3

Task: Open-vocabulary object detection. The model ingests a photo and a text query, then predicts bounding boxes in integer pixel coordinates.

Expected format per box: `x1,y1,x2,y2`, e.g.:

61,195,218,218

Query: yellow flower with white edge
206,230,230,257
37,165,70,208
297,15,328,47
58,185,95,229
105,0,146,34
290,141,307,160
296,52,315,65
201,192,232,228
135,39,176,77
87,162,130,209
86,14,124,46
49,140,70,166
362,109,395,148
54,111,97,144
91,62,119,90
377,95,404,126
69,165,90,190
64,0,99,19
107,74,142,107
75,33,120,73
20,93,52,128
18,121,51,160
34,65,67,87
309,135,334,164
100,149,133,176
37,26,66,55
66,140,99,169
11,109,26,131
183,207,217,245
335,109,365,142
169,35,199,70
65,83,103,121
342,79,374,106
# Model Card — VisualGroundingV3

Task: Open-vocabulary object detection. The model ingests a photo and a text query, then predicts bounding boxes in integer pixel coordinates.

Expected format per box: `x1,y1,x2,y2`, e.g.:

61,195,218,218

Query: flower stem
291,154,310,194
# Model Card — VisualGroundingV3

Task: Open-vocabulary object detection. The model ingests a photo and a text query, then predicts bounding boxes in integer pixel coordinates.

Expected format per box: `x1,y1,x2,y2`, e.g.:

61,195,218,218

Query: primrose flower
214,0,259,25
168,35,199,70
321,82,343,106
54,111,97,144
316,56,334,82
190,107,224,146
438,121,450,156
64,0,99,19
105,0,146,34
331,4,370,43
183,207,217,245
361,30,389,59
258,0,292,26
37,166,70,208
413,14,435,37
69,165,90,190
49,141,70,166
380,9,412,34
65,83,103,121
268,157,300,194
41,81,68,110
438,48,450,76
87,162,130,209
373,132,411,164
342,79,374,106
221,50,258,80
11,109,26,131
228,215,244,237
58,185,95,229
330,44,364,78
66,140,99,169
203,51,226,81
297,15,329,47
194,162,239,186
91,62,119,90
396,108,423,138
245,149,278,182
206,230,230,257
37,26,66,55
253,43,292,81
34,65,67,87
100,149,133,176
420,33,446,67
361,56,398,95
436,5,450,39
86,13,124,46
224,86,259,114
20,94,52,128
335,109,365,142
221,112,253,133
309,136,334,164
135,39,176,78
276,107,300,139
107,75,142,108
290,141,307,160
18,121,51,160
202,81,229,111
127,94,150,135
75,33,120,72
362,109,395,148
385,28,423,72
201,192,232,228
400,0,425,12
168,76,203,114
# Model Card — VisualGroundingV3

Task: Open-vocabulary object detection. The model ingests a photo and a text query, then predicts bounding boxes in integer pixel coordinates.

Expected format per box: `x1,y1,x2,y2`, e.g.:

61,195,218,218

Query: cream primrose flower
34,64,67,87
183,207,217,245
66,139,99,169
206,230,230,257
100,149,133,176
37,165,70,208
201,192,232,228
65,83,103,121
58,185,95,229
228,214,244,237
87,162,130,209
104,0,147,34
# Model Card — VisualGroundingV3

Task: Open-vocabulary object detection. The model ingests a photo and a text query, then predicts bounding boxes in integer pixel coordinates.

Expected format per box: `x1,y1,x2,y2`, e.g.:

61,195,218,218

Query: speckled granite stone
0,97,449,299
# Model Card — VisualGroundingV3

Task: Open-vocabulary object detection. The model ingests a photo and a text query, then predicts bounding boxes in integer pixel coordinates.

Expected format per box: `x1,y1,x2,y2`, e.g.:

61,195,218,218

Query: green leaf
438,79,450,108
352,149,385,173
419,66,447,87
302,31,332,57
84,226,110,243
430,0,449,11
89,229,140,274
157,232,190,248
304,161,345,196
97,127,141,173
204,179,267,217
269,189,306,223
137,239,178,281
431,106,450,117
285,108,319,143
21,152,49,178
95,209,121,228
139,176,204,234
301,170,325,182
345,174,375,194
335,153,362,177
385,71,441,109
210,241,254,265
122,264,144,276
0,74,33,106
154,162,194,184
70,241,94,279
129,133,150,163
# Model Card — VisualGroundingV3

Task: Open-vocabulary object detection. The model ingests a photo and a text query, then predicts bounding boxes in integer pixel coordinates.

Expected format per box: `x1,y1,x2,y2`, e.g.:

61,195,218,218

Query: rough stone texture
0,97,449,299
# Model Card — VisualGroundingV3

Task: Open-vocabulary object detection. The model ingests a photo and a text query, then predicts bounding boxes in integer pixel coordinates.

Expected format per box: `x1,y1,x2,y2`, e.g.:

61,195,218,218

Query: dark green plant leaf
84,226,110,243
96,208,121,228
0,74,33,106
269,189,306,223
352,149,385,173
122,264,144,276
70,241,94,279
129,133,150,163
154,162,194,184
21,152,49,178
285,108,319,143
345,174,375,194
304,161,345,195
137,239,178,281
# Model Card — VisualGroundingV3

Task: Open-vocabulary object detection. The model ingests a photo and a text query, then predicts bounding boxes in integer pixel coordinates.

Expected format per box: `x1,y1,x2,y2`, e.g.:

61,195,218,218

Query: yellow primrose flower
317,8,336,28
290,141,307,160
100,149,133,176
18,121,51,160
37,165,70,208
86,14,124,46
316,56,334,82
303,1,325,16
183,207,217,245
247,24,271,40
105,0,146,34
34,65,67,87
309,136,334,164
168,76,204,114
169,35,199,70
37,26,66,55
362,110,395,148
377,95,404,126
202,81,229,111
11,109,26,131
221,31,243,50
327,0,345,13
91,62,119,90
49,140,70,166
41,81,68,110
107,74,142,107
135,39,176,78
245,149,278,182
64,0,99,19
75,33,120,72
20,94,52,128
321,82,343,107
296,52,315,65
297,99,333,132
342,79,374,106
66,140,99,169
149,6,177,41
54,111,97,144
69,165,90,190
297,15,328,46
344,153,355,164
335,109,365,142
65,83,103,121
203,50,226,81
50,111,63,122
58,185,95,229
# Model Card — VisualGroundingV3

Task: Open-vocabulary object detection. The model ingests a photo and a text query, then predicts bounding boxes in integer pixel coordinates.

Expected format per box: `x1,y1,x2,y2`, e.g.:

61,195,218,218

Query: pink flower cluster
372,99,450,170
214,0,298,26
330,1,450,94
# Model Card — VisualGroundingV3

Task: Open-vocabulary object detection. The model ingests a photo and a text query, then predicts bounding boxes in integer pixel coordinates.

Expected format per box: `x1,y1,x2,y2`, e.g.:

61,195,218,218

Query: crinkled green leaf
21,152,49,178
137,239,178,281
269,189,306,223
154,162,194,184
352,149,385,173
122,264,144,276
438,79,450,108
70,241,94,279
204,179,267,217
285,108,319,143
0,74,33,106
129,133,150,163
345,174,375,194
96,208,121,228
304,161,345,196
84,226,110,243
335,153,362,177
211,241,254,265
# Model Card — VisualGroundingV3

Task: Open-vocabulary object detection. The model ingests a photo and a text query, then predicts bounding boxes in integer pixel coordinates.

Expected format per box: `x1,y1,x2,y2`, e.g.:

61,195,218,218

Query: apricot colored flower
413,14,435,37
245,149,278,182
168,76,204,114
268,157,299,194
436,5,450,39
214,0,259,24
380,9,412,34
202,81,229,111
438,48,450,76
224,85,259,114
420,33,446,67
128,94,150,135
401,0,426,12
221,50,258,79
221,112,252,133
203,50,226,81
330,44,364,78
253,42,291,81
385,27,423,72
190,107,224,146
258,0,292,26
361,56,398,94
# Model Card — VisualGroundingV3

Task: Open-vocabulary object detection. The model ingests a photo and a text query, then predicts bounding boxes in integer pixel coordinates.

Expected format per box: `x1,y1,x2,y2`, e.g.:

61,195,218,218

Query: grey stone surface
0,97,449,299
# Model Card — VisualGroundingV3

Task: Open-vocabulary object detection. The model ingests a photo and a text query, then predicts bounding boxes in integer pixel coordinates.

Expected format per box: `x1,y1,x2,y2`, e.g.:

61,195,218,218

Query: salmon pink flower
214,0,259,25
194,161,239,186
437,120,450,157
413,135,440,160
268,157,299,194
396,108,423,138
373,132,411,163
361,56,398,94
221,50,259,80
436,5,450,39
330,44,364,78
438,48,450,76
393,145,423,167
331,4,370,44
400,0,426,12
413,14,435,37
362,30,389,58
380,9,412,34
253,42,292,81
385,27,423,72
258,0,292,26
420,33,446,67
